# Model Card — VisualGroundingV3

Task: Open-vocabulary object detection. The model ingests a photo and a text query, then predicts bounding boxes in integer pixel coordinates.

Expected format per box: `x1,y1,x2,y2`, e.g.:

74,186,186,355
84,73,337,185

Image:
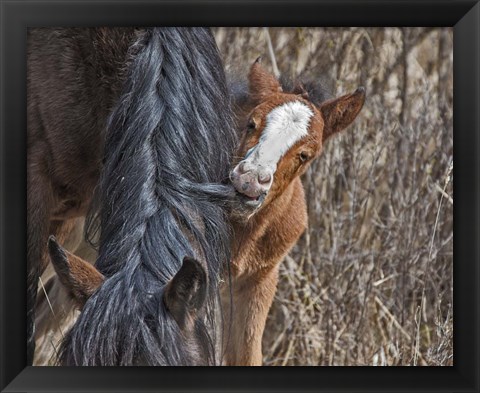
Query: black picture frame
1,1,478,392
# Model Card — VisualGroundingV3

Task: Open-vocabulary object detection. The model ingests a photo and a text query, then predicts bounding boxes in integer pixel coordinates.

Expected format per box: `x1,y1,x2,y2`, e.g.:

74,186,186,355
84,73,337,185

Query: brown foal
223,60,365,366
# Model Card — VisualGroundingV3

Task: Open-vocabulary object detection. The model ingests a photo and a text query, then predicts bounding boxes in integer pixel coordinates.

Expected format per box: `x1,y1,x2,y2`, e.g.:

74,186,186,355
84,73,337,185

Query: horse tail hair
59,27,236,365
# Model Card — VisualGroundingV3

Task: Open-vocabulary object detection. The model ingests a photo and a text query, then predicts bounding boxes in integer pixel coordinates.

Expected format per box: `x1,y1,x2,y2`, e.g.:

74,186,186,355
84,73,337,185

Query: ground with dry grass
215,27,453,366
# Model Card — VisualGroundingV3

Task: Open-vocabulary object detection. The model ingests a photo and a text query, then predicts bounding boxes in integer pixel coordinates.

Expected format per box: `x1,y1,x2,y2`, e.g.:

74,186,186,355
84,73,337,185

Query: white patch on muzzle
246,101,314,173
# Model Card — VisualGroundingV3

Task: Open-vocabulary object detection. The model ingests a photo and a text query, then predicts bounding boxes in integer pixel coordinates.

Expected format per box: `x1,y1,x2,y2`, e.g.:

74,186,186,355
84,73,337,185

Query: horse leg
27,167,54,365
223,267,279,366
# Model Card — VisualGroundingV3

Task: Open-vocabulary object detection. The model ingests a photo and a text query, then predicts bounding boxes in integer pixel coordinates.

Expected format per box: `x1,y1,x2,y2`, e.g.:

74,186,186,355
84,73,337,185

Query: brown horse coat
223,60,365,366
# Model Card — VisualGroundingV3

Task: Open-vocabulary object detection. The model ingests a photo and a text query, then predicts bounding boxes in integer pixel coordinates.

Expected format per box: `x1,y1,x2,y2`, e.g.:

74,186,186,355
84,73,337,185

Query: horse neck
231,177,304,255
260,178,301,221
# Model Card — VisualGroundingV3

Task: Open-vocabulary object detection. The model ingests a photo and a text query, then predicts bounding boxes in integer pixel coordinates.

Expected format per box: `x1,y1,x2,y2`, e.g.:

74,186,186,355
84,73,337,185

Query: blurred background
214,27,453,366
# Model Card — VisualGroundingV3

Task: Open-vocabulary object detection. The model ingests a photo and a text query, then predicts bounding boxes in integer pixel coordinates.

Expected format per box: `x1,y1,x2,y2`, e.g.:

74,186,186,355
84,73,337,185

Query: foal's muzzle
230,160,273,209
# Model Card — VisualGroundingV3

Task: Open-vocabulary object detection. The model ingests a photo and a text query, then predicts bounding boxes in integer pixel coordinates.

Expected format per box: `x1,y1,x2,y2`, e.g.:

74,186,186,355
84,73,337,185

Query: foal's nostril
258,172,272,184
239,161,251,174
237,162,246,174
239,161,256,174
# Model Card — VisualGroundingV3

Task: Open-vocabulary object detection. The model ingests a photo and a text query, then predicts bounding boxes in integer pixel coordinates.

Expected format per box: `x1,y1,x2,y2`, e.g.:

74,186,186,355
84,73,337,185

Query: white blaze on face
245,101,314,173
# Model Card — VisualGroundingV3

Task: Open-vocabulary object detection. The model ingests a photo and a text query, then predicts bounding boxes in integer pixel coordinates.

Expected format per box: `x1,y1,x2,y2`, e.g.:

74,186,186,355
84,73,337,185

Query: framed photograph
1,1,478,392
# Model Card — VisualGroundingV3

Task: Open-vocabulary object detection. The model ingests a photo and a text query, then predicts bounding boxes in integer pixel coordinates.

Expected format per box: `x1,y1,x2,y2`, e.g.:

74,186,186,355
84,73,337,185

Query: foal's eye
299,152,310,162
247,119,256,132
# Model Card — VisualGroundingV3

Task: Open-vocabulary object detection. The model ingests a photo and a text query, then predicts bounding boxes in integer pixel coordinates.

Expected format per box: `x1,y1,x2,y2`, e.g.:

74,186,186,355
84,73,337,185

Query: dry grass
215,27,453,366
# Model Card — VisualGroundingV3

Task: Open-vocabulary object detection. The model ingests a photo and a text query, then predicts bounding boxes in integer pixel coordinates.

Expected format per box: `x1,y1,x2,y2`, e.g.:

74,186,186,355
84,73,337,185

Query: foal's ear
48,236,104,309
318,87,366,142
164,256,207,330
249,57,282,104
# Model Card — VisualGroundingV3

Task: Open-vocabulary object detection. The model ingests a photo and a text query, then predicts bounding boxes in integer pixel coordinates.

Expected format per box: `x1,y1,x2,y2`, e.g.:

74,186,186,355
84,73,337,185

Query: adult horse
27,27,236,365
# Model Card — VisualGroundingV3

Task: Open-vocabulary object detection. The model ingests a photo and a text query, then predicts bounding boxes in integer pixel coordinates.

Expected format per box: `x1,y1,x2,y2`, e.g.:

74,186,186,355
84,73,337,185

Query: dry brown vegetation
215,27,453,366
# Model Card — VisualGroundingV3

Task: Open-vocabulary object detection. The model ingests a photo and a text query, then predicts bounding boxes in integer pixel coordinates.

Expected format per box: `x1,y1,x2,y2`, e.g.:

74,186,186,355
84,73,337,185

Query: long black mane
59,28,236,365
